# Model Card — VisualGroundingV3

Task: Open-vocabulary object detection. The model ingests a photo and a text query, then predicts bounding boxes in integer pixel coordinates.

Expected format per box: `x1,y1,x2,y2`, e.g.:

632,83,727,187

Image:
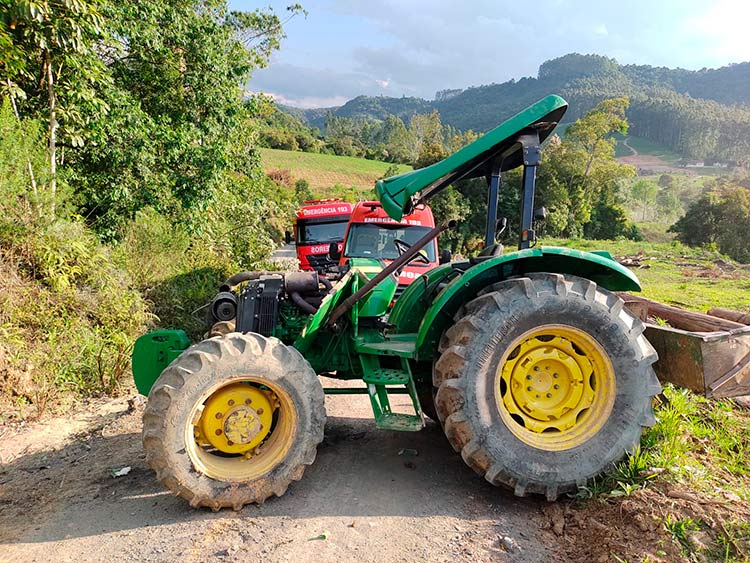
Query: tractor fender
413,246,641,360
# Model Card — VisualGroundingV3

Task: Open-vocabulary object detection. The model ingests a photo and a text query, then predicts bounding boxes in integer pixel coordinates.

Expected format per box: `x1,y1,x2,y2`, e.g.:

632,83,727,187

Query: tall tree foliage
535,98,636,237
2,0,304,238
670,177,750,262
2,0,107,216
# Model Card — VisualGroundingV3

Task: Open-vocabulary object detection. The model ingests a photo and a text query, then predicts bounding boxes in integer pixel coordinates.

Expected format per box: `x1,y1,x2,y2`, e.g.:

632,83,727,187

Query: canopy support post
484,158,502,248
517,131,541,250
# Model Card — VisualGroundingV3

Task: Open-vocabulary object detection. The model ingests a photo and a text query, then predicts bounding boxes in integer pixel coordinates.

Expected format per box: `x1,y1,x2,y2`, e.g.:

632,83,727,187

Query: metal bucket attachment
622,295,750,399
643,324,750,399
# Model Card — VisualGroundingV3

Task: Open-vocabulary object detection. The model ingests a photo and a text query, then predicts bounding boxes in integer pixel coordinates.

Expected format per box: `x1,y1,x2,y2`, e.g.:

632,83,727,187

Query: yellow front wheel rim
186,379,297,481
495,324,616,451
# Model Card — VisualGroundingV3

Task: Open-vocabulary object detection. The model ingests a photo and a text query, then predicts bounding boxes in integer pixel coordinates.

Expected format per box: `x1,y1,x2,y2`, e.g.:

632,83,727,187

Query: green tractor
132,94,662,510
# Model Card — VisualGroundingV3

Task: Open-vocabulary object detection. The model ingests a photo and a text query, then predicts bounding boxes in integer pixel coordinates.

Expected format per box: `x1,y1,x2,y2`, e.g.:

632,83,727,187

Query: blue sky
229,0,750,107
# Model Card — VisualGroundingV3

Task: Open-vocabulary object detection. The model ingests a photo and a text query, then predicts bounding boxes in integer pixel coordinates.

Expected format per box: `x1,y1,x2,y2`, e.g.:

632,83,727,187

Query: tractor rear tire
433,273,660,500
142,332,325,510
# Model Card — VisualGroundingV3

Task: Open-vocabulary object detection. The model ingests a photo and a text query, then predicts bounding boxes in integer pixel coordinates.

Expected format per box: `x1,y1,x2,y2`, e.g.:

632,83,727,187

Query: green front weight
132,329,191,395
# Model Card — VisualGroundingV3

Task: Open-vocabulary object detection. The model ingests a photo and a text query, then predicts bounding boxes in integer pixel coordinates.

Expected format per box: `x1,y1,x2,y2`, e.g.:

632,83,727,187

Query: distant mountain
286,54,750,163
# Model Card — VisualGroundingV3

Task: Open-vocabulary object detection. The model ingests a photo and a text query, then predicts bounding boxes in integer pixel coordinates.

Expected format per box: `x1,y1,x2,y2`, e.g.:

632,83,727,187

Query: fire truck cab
334,201,440,290
292,199,353,272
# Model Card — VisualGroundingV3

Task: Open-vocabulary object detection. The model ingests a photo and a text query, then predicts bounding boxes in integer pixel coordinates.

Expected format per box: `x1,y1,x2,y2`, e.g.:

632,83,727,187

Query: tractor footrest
363,369,411,386
375,412,424,431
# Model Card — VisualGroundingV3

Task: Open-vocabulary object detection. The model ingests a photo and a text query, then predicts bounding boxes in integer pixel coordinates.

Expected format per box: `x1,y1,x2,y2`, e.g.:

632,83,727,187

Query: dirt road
1,385,562,563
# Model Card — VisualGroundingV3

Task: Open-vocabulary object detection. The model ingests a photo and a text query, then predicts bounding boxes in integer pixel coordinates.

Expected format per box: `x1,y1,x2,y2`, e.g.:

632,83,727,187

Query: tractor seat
470,243,504,265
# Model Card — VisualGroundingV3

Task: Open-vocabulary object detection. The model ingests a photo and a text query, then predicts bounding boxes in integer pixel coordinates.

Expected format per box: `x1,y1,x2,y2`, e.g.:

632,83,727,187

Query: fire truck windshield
297,217,349,244
344,223,436,261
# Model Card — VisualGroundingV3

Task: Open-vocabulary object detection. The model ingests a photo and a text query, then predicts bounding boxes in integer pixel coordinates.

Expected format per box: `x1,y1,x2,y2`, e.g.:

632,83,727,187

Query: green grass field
614,135,682,164
543,238,750,313
259,148,412,197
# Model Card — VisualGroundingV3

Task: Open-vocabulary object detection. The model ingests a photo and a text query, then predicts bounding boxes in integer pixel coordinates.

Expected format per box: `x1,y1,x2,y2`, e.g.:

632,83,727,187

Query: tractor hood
375,94,568,221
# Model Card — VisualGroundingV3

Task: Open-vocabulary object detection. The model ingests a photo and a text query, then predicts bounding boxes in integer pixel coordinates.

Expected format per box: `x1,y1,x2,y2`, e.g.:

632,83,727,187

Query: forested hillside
293,54,750,166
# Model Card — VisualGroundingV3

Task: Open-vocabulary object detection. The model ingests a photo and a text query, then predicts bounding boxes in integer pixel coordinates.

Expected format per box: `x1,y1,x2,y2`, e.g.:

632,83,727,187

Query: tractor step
359,354,425,432
375,412,424,431
355,336,416,358
363,368,411,385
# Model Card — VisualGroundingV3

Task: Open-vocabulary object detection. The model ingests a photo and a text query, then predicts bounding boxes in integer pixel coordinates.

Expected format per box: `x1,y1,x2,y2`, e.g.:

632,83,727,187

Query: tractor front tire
142,332,325,510
434,273,660,500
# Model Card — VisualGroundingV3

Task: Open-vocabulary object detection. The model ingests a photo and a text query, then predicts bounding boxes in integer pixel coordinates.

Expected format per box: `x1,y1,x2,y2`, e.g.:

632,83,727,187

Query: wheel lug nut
227,440,234,446
215,429,222,435
534,367,540,372
257,408,264,415
546,393,552,398
526,375,532,380
527,386,533,391
554,384,560,390
536,394,540,398
245,398,252,405
553,373,559,378
215,412,223,419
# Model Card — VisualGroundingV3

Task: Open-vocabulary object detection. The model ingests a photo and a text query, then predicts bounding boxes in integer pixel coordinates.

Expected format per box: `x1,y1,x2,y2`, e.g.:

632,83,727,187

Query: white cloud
241,0,748,104
682,0,750,61
252,91,351,109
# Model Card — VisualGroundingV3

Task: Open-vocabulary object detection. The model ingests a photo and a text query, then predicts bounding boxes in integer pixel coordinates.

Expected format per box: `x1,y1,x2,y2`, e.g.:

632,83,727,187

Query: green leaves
671,178,750,263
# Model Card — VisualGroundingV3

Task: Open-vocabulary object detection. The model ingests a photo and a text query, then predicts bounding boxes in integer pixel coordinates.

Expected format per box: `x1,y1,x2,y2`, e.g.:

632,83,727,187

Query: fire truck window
298,220,348,243
345,224,436,262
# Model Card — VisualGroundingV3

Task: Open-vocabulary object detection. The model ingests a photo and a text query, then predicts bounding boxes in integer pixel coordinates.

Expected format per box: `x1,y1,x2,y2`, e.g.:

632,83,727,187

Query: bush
0,101,151,417
0,219,150,417
267,168,294,187
585,201,641,241
670,182,750,263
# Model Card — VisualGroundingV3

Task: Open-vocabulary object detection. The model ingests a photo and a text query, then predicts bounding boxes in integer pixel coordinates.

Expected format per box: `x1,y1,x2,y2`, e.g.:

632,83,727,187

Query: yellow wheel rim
186,379,297,481
495,324,615,451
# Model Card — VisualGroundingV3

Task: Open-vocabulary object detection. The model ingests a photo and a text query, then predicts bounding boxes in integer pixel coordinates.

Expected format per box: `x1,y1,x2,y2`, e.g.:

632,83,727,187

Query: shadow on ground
0,410,542,546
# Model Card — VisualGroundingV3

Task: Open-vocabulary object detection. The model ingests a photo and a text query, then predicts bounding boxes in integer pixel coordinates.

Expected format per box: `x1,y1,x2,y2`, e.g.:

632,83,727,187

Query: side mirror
328,242,341,262
439,249,452,264
285,230,292,244
534,207,548,221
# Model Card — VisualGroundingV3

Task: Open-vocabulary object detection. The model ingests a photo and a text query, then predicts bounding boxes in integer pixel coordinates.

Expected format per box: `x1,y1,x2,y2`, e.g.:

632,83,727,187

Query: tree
631,179,658,221
656,186,682,219
72,0,303,235
584,196,641,240
409,111,443,164
414,142,448,170
2,0,107,216
535,99,636,236
669,193,722,247
670,177,750,263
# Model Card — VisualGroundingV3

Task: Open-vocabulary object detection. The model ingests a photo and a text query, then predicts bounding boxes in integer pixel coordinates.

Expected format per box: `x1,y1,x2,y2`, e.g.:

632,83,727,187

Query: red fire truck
334,201,441,292
291,199,354,271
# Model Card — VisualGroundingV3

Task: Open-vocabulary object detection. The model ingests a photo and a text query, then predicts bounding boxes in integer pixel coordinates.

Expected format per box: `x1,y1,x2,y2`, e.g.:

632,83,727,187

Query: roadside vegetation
562,384,750,562
0,0,306,418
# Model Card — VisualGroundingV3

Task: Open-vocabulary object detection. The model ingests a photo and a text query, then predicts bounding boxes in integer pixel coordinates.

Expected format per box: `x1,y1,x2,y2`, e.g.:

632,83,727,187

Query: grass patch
617,135,682,165
577,385,750,504
543,238,750,312
259,148,411,197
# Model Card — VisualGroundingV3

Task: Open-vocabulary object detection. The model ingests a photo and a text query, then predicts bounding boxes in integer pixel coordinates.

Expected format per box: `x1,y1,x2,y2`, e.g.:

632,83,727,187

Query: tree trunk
6,77,39,207
46,50,57,216
619,293,745,332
